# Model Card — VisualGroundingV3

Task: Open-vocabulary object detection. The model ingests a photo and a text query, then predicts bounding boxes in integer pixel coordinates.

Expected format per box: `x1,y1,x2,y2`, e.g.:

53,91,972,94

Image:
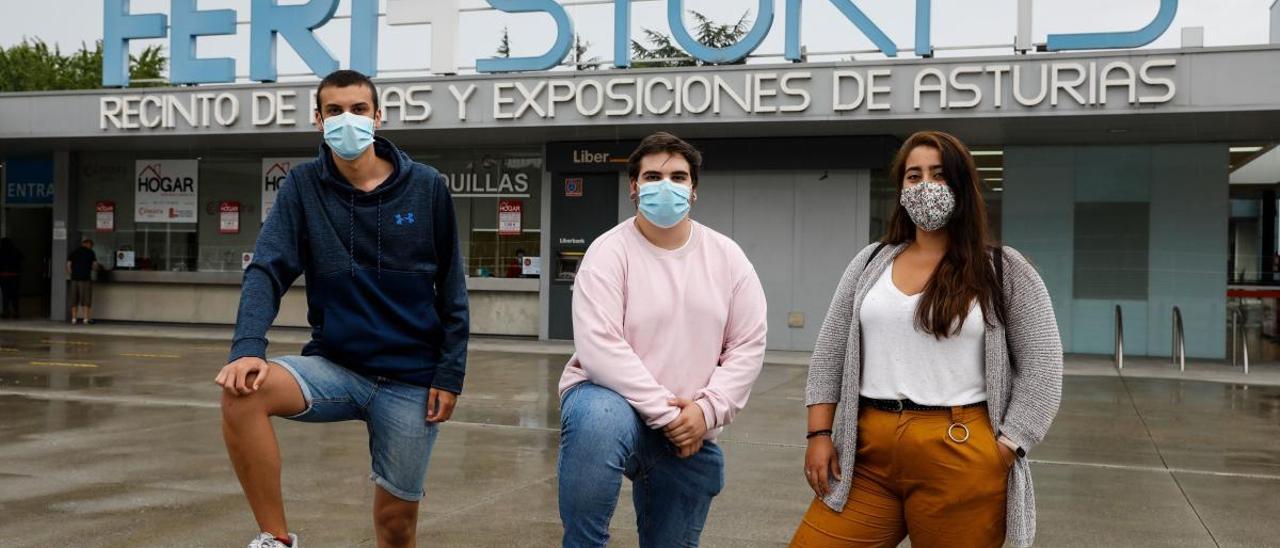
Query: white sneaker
247,532,298,548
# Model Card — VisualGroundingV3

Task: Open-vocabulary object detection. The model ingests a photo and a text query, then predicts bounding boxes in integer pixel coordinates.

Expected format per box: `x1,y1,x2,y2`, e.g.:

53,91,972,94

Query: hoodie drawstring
376,194,383,279
349,191,356,278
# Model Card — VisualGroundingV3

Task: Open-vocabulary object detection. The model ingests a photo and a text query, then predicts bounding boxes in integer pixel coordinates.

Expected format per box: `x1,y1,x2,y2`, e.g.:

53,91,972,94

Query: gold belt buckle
947,422,971,443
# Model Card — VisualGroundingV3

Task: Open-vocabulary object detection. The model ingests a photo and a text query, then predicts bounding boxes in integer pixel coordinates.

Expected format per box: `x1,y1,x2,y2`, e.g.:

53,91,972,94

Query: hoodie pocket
315,267,442,369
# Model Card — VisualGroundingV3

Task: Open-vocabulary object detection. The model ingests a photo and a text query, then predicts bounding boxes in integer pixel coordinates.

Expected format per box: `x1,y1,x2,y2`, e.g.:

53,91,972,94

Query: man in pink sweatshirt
557,132,769,547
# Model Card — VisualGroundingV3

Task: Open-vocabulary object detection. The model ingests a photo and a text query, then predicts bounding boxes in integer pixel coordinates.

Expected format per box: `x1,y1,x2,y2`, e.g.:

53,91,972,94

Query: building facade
3,2,1279,360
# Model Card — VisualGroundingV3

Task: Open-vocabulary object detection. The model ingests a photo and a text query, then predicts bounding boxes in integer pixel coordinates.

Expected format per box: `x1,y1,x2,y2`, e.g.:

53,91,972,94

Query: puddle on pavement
0,372,115,389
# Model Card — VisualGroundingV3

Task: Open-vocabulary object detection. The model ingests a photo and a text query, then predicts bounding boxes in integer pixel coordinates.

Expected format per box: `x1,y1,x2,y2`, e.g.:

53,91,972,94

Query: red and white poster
498,199,522,236
95,201,115,232
219,201,241,234
261,158,309,223
135,159,198,223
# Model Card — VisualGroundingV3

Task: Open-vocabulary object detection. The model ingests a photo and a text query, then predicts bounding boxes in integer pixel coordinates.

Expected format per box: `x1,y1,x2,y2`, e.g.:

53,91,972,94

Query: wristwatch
997,435,1026,457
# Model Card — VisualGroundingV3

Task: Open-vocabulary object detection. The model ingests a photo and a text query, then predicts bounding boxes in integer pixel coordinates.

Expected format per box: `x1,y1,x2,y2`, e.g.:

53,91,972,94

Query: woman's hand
804,435,842,497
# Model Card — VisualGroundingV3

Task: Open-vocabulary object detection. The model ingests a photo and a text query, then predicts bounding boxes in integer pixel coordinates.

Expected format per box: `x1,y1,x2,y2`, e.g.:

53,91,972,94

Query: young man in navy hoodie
216,70,469,548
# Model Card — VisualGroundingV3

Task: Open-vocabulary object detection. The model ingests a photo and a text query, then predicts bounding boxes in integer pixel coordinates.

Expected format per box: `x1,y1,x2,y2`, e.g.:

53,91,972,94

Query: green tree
128,43,167,85
0,38,167,92
496,27,511,58
631,10,753,68
495,29,598,70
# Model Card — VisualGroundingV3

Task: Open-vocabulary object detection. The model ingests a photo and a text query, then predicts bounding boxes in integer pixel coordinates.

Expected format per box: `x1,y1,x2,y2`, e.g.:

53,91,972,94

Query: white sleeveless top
858,260,986,406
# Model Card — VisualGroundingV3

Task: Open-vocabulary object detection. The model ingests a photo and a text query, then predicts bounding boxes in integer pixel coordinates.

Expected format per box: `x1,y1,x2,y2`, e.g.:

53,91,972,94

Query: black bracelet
806,429,833,440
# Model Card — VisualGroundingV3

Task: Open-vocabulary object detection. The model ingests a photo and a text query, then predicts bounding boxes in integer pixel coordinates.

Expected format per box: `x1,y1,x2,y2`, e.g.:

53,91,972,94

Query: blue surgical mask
323,112,375,160
637,180,692,228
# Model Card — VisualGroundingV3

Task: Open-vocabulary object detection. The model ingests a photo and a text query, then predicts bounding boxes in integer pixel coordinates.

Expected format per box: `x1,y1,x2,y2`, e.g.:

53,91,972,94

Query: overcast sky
1,0,1274,82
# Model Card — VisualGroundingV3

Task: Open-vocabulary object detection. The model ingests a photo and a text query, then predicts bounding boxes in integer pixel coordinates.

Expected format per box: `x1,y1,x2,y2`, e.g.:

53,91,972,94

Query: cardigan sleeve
805,243,878,406
996,246,1064,455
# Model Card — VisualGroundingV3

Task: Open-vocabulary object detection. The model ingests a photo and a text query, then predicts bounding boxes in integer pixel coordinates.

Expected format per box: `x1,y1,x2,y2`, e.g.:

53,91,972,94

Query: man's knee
560,385,643,474
563,384,639,437
375,507,417,545
220,389,265,422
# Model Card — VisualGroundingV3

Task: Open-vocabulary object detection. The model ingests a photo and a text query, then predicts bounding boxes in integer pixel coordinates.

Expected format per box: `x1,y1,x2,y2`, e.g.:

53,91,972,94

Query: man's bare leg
221,363,306,539
373,486,420,548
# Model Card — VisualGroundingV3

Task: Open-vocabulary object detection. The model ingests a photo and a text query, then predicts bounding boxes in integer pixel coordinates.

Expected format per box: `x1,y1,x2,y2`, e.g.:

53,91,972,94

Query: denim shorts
271,354,439,501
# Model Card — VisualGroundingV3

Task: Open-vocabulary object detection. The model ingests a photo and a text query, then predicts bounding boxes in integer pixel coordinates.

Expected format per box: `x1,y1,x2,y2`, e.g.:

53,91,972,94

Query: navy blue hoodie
230,137,469,393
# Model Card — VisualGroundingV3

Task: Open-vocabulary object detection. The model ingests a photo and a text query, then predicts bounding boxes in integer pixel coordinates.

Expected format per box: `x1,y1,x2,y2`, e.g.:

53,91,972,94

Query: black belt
859,396,986,413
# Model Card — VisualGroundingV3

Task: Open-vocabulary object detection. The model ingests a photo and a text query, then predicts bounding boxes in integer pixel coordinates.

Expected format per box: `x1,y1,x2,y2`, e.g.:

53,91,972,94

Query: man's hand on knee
673,438,704,459
215,357,271,396
665,398,708,458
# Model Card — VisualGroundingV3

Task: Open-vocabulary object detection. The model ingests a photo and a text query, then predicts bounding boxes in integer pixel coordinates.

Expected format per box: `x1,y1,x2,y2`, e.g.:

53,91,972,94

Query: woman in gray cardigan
790,131,1062,548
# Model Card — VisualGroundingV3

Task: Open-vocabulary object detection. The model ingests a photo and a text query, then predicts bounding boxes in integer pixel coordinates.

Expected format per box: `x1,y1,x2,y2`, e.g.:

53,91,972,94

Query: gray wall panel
791,170,867,351
732,173,796,350
690,174,734,237
1005,144,1227,359
1149,144,1227,360
1004,147,1077,352
697,169,868,351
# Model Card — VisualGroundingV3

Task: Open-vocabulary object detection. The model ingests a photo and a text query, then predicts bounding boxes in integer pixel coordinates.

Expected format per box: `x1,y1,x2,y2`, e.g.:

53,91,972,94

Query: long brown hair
884,130,1005,337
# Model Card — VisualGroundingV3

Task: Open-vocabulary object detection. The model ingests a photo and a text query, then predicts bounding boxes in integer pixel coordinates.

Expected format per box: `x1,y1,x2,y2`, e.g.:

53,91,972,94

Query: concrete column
49,150,71,321
1,163,6,237
1263,190,1277,283
1148,144,1228,360
538,157,551,341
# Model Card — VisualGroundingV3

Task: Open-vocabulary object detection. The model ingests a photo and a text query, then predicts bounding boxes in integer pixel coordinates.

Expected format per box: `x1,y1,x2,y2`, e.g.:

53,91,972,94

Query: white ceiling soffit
1232,146,1280,185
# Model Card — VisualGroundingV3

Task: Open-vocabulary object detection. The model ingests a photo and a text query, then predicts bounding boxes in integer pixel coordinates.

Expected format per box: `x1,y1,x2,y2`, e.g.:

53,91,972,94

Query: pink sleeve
694,266,768,431
572,262,681,429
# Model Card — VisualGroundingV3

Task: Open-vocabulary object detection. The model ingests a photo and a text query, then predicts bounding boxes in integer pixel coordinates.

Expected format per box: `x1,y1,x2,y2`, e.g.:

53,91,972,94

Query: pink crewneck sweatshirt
559,217,768,440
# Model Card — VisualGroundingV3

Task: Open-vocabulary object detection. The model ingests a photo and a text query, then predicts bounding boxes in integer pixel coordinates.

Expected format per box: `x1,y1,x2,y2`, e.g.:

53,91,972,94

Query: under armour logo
395,212,416,225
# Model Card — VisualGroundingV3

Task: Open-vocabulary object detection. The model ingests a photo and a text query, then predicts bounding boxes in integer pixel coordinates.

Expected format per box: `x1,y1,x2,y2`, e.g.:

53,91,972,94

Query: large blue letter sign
250,0,340,82
169,0,237,84
477,0,574,73
102,0,167,87
614,0,632,68
785,0,899,61
350,0,380,76
668,0,774,64
1047,0,1178,51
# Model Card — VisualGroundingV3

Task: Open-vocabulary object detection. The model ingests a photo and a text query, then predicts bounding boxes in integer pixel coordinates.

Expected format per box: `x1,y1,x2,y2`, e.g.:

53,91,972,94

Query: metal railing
1231,308,1250,375
1171,306,1186,372
1114,305,1124,370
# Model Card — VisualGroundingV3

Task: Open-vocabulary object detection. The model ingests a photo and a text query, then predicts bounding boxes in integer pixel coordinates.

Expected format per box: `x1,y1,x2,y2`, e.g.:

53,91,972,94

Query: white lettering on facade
94,61,1179,131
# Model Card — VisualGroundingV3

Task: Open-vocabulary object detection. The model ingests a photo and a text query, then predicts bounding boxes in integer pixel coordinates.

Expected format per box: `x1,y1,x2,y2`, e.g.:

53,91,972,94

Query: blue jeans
272,354,439,501
558,383,725,548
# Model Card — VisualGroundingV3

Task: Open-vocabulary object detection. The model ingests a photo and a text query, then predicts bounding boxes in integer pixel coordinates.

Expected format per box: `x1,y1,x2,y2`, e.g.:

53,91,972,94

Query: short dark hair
315,70,379,113
628,132,702,188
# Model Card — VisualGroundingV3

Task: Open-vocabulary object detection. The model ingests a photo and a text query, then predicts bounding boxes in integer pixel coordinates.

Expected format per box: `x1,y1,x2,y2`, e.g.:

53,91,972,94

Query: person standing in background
506,249,527,279
0,238,22,319
66,238,100,325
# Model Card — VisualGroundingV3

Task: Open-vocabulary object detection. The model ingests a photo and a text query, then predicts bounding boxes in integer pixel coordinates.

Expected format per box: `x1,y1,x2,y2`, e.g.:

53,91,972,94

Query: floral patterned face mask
900,181,955,232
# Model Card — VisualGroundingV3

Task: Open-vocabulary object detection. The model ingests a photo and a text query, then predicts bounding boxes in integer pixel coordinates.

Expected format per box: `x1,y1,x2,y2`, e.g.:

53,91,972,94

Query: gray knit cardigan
805,242,1063,548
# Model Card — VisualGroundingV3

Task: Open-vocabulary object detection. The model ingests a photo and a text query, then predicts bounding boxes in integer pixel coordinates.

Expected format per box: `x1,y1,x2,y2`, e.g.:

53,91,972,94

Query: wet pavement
0,329,1278,547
